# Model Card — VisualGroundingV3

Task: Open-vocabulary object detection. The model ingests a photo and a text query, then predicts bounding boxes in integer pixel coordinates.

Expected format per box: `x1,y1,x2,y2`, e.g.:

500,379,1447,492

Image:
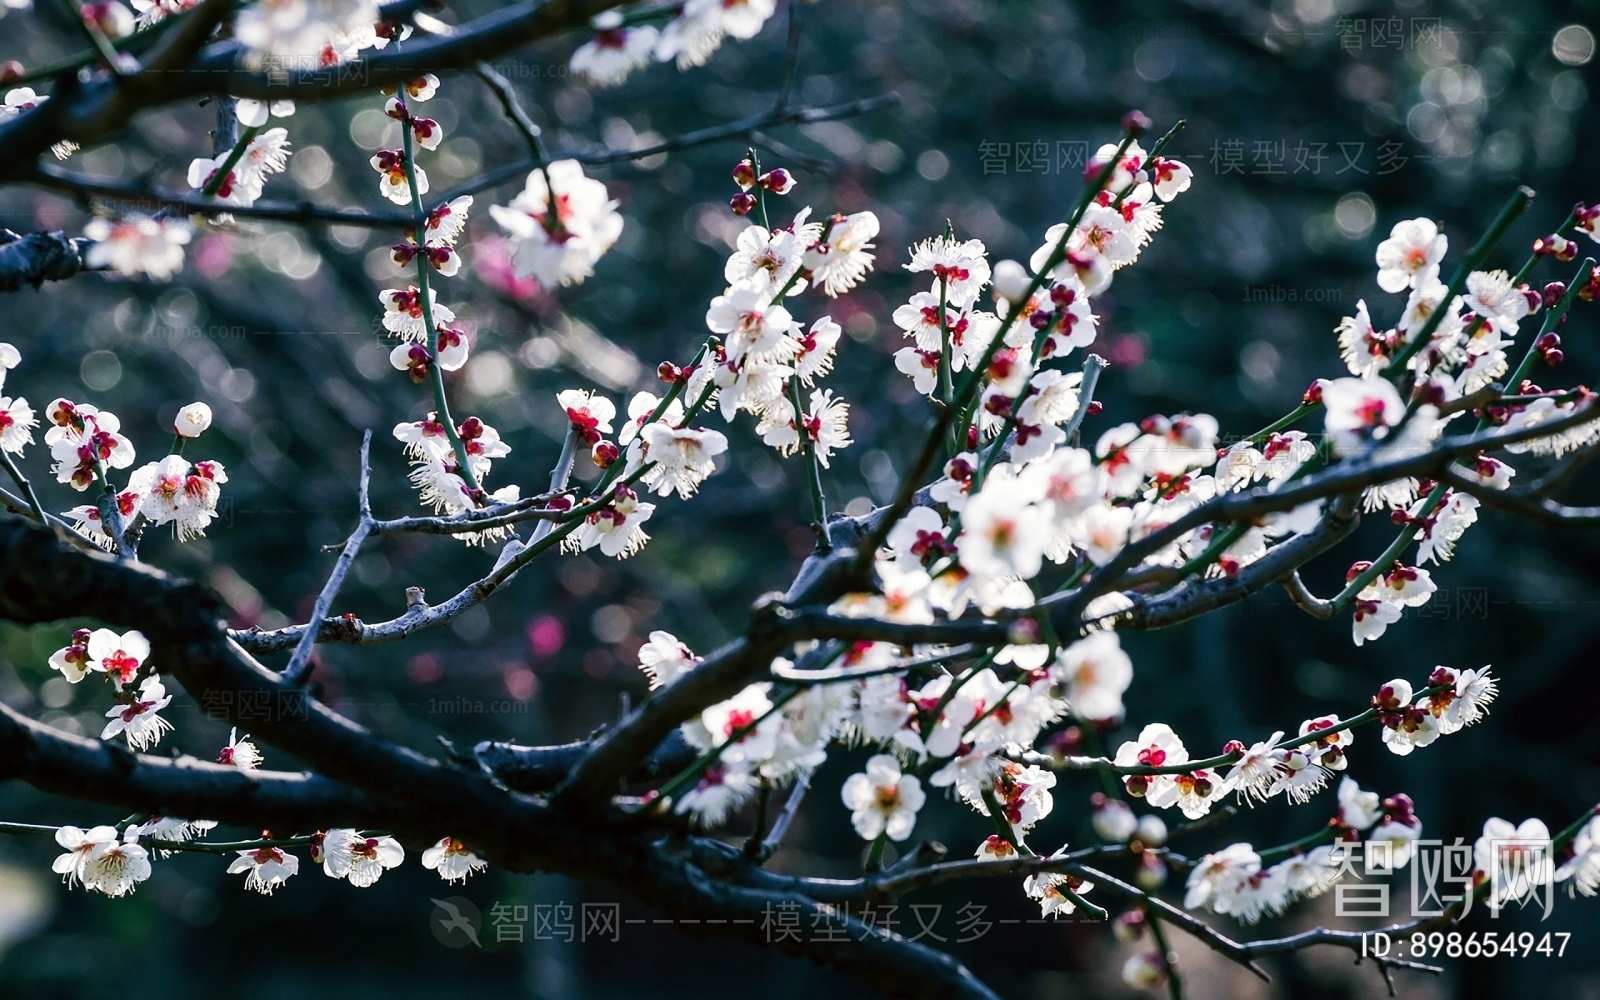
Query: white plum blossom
101,674,174,750
233,0,382,65
421,837,487,883
228,847,300,894
675,762,760,825
571,11,660,85
1556,816,1600,897
219,728,263,770
637,631,697,689
905,235,991,308
1321,377,1406,455
1023,859,1095,918
320,829,405,887
173,402,213,438
1184,842,1261,914
1475,817,1555,911
79,834,152,897
489,160,624,287
804,211,878,297
1114,724,1188,808
635,424,728,499
840,754,926,842
53,825,119,889
1375,217,1447,293
1049,632,1132,722
83,215,190,280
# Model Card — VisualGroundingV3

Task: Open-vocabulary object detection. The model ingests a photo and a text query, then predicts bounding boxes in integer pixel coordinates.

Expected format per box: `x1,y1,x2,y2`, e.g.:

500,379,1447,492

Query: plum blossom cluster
3,346,227,550
233,0,391,67
702,164,864,470
568,0,779,84
1317,208,1600,642
43,720,485,897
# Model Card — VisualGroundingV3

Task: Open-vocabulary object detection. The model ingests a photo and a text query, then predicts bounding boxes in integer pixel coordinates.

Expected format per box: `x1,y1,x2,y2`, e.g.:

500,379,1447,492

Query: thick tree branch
0,230,94,292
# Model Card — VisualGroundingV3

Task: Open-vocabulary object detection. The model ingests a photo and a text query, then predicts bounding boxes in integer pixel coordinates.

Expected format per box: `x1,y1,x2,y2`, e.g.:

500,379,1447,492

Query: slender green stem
395,94,480,494
200,125,263,199
786,375,829,539
1382,186,1533,377
1243,402,1318,446
1145,907,1185,1000
864,831,888,871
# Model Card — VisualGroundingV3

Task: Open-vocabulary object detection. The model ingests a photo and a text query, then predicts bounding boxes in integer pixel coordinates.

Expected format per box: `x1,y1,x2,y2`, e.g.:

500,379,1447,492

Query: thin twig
283,431,373,685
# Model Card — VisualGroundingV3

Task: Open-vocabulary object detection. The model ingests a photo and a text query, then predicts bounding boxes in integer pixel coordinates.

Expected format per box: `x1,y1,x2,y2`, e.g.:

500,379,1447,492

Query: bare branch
0,229,94,292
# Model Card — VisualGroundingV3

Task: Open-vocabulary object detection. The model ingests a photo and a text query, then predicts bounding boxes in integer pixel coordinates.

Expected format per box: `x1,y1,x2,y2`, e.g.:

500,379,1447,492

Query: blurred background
3,0,1600,997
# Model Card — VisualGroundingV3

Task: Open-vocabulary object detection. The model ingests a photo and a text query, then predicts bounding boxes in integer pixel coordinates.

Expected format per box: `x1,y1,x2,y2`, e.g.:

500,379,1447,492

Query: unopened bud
174,401,213,438
759,168,795,195
657,361,685,383
992,259,1032,303
1135,850,1168,889
592,440,620,468
1120,110,1152,136
1135,814,1168,847
729,192,756,216
732,158,756,190
1113,909,1147,943
0,61,23,85
1303,379,1326,406
1122,952,1168,990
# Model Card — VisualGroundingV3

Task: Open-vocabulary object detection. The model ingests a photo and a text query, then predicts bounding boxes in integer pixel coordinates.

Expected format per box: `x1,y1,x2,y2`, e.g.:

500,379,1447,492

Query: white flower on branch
228,847,299,895
101,674,173,750
565,485,655,558
80,833,152,897
219,728,262,770
1557,816,1600,897
571,11,659,85
421,837,487,884
1374,217,1448,293
128,455,229,541
675,762,759,826
841,753,926,842
1321,376,1405,456
233,0,381,65
905,235,991,309
637,630,698,690
319,829,405,887
724,212,818,295
633,424,728,499
1475,817,1555,912
1463,268,1532,337
489,160,623,288
1024,858,1095,919
803,211,879,298
1049,632,1132,723
1115,723,1188,808
1184,842,1260,915
82,215,190,281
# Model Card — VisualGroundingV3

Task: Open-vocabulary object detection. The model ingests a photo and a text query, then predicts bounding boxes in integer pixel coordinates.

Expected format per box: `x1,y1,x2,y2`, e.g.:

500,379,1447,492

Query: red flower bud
732,159,756,191
592,441,620,468
758,168,795,195
729,192,757,216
